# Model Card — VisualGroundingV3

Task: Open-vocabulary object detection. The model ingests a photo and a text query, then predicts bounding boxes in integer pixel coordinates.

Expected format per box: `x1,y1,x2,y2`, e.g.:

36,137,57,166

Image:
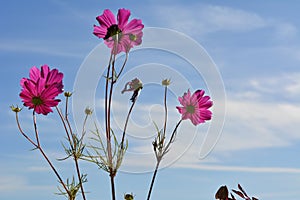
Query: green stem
110,173,116,200
32,111,71,197
146,160,161,200
120,97,137,149
162,86,168,144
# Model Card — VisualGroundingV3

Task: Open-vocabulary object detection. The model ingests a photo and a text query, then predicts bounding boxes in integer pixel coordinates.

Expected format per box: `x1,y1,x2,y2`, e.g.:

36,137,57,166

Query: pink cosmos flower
176,89,213,126
19,65,64,115
93,8,144,54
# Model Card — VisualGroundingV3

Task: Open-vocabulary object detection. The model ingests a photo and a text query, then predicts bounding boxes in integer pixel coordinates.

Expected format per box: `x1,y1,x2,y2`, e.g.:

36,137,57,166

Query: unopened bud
64,91,73,97
85,107,93,115
162,79,171,86
10,105,22,113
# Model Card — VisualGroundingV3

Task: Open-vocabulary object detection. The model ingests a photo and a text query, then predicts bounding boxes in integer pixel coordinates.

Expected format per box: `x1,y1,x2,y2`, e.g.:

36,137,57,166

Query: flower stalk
14,110,72,198
56,93,87,200
147,81,183,200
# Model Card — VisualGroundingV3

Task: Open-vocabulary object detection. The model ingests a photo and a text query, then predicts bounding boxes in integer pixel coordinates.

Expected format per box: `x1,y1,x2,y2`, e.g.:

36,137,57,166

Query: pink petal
195,90,204,99
29,66,40,82
20,78,28,87
117,8,131,30
123,19,144,34
200,109,212,120
200,100,213,109
190,115,199,126
93,25,108,38
40,65,50,79
96,9,116,28
176,106,184,114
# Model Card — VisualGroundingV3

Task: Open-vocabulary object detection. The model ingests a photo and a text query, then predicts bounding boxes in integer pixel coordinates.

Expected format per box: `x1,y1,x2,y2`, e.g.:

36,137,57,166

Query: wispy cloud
247,72,300,99
0,39,88,58
174,163,300,173
153,3,297,40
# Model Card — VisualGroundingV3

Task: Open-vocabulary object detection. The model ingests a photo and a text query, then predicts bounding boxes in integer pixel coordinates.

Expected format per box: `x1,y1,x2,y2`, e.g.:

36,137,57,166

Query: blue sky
1,1,300,199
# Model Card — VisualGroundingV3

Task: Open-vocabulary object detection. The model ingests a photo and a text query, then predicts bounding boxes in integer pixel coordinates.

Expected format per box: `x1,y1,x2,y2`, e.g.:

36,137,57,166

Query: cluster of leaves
215,184,258,200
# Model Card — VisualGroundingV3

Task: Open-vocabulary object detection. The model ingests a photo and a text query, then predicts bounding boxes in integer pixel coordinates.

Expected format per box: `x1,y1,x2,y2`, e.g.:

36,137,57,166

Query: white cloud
154,3,297,40
174,163,300,173
155,4,265,35
0,175,53,193
215,99,300,152
273,21,298,40
0,39,86,58
247,72,300,98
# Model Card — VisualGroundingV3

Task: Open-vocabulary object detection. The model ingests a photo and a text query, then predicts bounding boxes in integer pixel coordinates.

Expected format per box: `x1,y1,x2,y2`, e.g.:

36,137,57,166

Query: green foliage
82,122,128,175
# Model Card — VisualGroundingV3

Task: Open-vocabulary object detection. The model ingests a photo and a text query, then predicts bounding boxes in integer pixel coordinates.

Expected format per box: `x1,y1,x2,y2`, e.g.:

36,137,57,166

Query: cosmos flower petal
176,106,184,114
40,65,50,79
117,8,131,30
195,90,205,98
29,66,40,82
96,9,116,29
200,109,212,120
93,25,108,38
123,19,144,33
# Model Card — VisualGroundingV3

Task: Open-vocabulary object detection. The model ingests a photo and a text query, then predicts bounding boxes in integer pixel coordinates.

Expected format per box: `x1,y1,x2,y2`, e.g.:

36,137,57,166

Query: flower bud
64,91,73,97
124,193,134,200
162,79,171,86
10,105,22,113
85,107,93,115
121,78,143,94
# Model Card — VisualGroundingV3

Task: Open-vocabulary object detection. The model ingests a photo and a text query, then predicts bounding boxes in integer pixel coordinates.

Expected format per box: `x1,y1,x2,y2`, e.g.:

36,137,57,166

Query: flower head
162,78,171,86
121,78,143,102
176,89,213,126
124,193,134,200
85,107,93,115
64,91,73,97
19,65,64,115
121,78,143,94
10,105,22,113
93,8,144,54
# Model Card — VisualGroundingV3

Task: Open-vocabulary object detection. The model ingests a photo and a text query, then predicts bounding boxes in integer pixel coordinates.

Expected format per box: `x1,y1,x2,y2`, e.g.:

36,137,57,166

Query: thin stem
120,97,137,149
72,114,88,200
110,173,116,200
64,96,75,147
105,54,113,140
80,114,89,141
107,52,116,163
58,98,87,200
15,112,38,147
107,51,117,200
32,111,40,147
147,119,182,200
114,52,128,82
38,146,71,197
56,106,72,145
164,119,182,154
162,86,168,144
146,160,161,200
65,96,69,119
74,158,86,200
104,41,128,200
32,112,71,197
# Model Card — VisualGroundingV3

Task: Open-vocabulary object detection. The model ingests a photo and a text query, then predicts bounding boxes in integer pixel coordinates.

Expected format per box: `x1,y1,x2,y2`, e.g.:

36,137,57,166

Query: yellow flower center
186,105,195,114
32,97,43,106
